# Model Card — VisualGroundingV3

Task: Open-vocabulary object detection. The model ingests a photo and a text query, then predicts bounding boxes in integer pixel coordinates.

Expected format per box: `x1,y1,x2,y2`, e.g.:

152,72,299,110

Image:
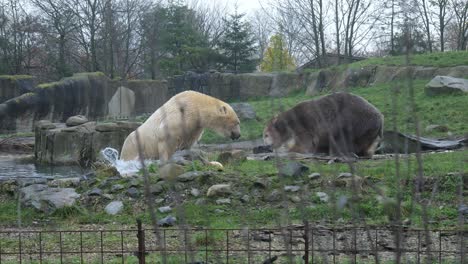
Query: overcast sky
208,0,265,15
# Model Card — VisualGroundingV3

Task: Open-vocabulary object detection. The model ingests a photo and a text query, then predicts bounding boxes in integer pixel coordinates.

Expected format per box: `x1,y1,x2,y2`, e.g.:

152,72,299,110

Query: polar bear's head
209,103,241,140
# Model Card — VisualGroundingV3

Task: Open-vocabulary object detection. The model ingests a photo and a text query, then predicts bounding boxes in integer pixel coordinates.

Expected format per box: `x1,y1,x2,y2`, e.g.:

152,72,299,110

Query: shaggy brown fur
263,92,384,157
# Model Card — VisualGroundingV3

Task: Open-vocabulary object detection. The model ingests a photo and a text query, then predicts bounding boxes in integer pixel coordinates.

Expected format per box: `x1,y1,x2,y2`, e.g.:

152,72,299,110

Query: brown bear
263,92,383,157
120,90,241,161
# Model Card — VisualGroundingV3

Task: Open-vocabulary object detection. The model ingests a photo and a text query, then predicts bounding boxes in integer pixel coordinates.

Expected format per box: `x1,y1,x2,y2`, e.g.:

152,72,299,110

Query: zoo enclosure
0,220,465,264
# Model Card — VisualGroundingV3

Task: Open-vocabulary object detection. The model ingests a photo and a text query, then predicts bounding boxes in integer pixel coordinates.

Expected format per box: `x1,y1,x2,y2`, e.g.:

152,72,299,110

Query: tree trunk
335,0,340,64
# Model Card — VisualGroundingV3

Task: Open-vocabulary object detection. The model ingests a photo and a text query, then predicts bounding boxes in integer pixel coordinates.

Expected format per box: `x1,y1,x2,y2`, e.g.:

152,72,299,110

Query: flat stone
20,184,80,213
48,177,81,188
129,179,141,187
158,206,172,213
265,189,282,202
66,115,88,127
116,121,141,130
18,178,48,187
89,188,103,196
105,201,124,215
308,173,321,180
206,184,232,197
177,171,210,182
111,184,125,193
338,172,353,179
217,150,247,164
150,182,165,194
284,185,300,192
215,198,231,205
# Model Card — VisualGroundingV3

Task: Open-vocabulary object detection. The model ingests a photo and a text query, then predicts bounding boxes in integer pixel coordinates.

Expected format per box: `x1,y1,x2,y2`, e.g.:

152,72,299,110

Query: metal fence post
137,219,146,264
304,221,310,263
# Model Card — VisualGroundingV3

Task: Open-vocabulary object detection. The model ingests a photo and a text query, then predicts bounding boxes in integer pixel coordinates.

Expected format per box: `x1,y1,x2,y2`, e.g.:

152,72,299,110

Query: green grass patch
0,75,34,81
200,79,467,144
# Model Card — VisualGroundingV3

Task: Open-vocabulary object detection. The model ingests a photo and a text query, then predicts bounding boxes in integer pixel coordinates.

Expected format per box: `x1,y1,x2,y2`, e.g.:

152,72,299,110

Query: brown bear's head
263,116,292,148
210,103,241,140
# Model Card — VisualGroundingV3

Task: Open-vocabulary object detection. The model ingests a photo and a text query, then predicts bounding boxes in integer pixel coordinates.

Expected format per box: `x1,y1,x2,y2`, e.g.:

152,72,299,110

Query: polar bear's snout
231,131,241,140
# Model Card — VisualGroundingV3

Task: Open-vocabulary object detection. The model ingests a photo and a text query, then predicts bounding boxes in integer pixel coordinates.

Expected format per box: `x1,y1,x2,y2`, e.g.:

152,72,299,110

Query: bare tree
69,0,104,71
250,9,273,63
452,0,468,50
433,0,451,51
416,0,434,52
31,0,77,78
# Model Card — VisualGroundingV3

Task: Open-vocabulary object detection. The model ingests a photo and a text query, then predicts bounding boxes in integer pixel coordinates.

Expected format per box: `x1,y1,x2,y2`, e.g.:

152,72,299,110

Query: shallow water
0,153,90,180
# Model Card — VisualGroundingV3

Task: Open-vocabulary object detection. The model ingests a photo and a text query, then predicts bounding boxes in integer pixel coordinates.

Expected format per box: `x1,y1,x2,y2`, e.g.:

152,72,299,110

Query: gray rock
316,192,329,203
49,177,81,188
425,124,449,133
459,204,468,216
158,216,177,227
195,198,206,205
308,173,321,180
155,198,165,204
159,163,185,181
425,76,468,96
126,187,139,198
289,195,301,203
102,193,114,200
129,179,141,188
66,115,88,127
150,182,165,194
253,178,271,189
190,188,200,197
206,184,232,197
158,206,172,213
278,162,309,177
216,198,231,205
240,195,250,203
108,86,135,118
230,102,257,120
214,209,225,213
35,120,56,130
338,172,353,179
217,150,247,164
88,188,103,196
265,189,282,202
105,201,124,215
111,184,125,193
20,184,80,213
284,185,300,192
177,171,211,182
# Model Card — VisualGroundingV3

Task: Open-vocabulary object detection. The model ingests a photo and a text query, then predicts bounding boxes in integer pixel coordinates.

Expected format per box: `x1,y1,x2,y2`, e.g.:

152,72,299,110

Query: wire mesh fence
0,220,465,264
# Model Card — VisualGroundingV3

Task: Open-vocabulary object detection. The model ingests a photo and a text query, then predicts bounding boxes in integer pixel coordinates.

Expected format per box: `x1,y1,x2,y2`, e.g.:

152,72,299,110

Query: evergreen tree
219,9,256,73
260,34,296,72
158,2,218,75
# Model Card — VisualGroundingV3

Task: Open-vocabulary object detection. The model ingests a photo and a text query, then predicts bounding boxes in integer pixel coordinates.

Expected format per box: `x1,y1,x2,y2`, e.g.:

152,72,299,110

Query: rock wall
2,65,467,134
0,73,168,133
35,120,140,165
0,75,36,103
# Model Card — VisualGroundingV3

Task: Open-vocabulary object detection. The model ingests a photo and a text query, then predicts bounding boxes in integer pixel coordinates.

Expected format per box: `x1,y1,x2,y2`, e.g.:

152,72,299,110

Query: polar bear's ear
219,105,227,114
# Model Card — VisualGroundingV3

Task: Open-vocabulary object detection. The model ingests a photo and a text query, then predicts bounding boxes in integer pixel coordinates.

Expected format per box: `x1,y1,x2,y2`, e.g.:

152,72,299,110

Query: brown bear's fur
263,92,383,157
120,90,241,161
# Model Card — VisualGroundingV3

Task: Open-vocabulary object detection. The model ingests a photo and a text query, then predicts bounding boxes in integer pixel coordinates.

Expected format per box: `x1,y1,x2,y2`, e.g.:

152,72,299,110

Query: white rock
105,201,124,215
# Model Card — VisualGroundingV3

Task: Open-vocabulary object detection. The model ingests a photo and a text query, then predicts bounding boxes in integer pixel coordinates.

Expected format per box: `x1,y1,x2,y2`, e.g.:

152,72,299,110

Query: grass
347,51,468,69
200,79,467,144
0,75,34,80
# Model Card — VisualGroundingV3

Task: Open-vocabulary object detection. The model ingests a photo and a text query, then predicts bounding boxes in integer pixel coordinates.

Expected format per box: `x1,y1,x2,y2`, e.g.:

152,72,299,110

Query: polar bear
120,90,241,162
263,92,383,157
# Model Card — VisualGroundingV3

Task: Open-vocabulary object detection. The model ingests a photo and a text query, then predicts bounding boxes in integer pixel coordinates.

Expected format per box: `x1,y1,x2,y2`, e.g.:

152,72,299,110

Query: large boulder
425,76,468,96
269,72,303,97
107,86,135,118
230,103,256,120
20,184,80,213
66,115,88,127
